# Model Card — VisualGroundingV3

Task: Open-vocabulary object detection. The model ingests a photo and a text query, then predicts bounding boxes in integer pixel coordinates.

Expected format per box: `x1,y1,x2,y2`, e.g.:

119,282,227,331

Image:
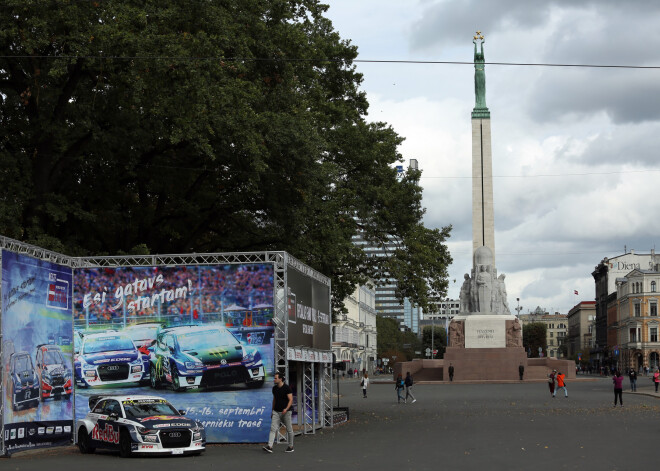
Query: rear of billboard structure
0,239,333,455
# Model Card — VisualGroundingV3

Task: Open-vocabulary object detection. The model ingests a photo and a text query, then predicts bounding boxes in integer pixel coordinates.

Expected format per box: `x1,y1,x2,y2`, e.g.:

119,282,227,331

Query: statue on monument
473,31,487,110
459,246,511,315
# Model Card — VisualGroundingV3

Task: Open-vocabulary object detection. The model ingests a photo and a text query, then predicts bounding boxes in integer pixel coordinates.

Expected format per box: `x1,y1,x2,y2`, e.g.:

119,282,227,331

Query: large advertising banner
1,250,74,455
72,264,274,442
286,267,331,350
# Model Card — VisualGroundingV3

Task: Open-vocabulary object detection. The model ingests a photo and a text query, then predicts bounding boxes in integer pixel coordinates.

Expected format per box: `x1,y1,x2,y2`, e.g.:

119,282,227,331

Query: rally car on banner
35,344,73,401
75,333,149,388
76,395,205,457
9,351,40,410
149,325,265,391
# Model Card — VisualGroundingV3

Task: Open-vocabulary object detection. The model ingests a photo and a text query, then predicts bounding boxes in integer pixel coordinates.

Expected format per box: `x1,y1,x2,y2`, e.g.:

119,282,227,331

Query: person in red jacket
554,371,568,398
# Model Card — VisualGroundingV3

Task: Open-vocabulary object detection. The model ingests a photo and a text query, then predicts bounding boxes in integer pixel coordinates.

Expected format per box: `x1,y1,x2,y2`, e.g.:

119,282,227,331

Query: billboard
1,251,74,455
72,263,274,442
286,267,331,350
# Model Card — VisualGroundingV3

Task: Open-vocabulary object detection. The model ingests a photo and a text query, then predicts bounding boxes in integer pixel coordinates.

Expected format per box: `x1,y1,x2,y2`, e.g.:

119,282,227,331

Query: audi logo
169,432,182,438
106,366,120,371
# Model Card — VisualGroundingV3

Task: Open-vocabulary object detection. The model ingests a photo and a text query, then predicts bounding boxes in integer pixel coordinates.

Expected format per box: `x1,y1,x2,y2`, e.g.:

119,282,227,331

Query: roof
84,331,130,339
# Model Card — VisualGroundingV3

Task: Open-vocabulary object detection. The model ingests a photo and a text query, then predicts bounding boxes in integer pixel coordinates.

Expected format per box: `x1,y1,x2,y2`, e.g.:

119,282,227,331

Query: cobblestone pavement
6,375,659,471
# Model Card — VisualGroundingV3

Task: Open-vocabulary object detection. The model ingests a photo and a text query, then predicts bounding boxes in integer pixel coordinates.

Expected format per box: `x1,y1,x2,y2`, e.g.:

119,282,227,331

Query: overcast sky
324,0,660,315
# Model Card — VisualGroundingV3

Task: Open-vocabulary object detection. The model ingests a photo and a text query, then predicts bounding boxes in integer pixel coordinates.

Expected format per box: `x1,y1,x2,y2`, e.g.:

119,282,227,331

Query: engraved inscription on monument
464,316,506,348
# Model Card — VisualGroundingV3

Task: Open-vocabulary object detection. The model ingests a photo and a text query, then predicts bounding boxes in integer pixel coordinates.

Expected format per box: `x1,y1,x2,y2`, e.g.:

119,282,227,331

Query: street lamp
516,297,523,317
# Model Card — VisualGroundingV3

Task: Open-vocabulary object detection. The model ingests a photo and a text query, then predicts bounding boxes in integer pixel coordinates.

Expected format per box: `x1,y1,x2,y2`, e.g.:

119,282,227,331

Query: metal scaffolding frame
302,362,315,434
0,235,334,455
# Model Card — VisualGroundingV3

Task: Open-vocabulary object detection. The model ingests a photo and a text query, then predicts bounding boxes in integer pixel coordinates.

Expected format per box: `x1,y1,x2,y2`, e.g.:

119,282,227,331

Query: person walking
361,372,369,398
554,370,568,398
548,369,556,397
263,372,294,453
613,370,624,407
395,374,405,403
518,363,525,381
404,372,417,403
629,368,637,392
654,368,660,393
448,364,455,382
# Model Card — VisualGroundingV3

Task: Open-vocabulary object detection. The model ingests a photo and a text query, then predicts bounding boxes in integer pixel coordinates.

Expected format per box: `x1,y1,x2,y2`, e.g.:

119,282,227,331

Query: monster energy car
76,394,205,457
150,325,265,391
75,333,149,387
9,351,40,410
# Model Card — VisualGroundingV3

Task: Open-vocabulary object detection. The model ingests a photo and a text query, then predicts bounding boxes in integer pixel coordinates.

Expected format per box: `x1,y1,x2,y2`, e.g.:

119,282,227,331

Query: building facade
592,249,660,366
566,301,596,359
613,269,660,372
519,309,568,358
332,284,378,374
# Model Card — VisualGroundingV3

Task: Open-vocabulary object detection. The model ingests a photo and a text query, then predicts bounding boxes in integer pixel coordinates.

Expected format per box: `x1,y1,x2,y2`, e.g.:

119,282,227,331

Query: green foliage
377,316,420,361
0,0,452,314
421,325,447,359
522,322,547,358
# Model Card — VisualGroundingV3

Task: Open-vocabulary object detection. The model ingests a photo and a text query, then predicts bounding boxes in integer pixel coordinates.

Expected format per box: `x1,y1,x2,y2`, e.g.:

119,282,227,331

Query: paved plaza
6,375,659,470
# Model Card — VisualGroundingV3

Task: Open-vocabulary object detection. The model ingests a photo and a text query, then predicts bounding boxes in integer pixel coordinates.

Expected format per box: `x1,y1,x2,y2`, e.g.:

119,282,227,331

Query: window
652,281,657,293
550,332,554,337
630,328,637,342
651,327,658,343
635,303,641,317
652,302,658,317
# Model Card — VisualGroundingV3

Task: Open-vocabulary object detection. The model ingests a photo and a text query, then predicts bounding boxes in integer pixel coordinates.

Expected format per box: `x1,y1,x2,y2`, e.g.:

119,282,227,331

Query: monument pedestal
443,346,527,381
444,314,526,381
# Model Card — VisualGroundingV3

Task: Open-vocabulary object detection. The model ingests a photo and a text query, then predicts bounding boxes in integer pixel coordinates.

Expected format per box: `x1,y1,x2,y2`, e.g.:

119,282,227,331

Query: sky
324,0,660,315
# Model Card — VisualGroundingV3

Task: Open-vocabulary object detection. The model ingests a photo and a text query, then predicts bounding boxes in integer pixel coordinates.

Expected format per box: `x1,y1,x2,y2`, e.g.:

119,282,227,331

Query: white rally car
76,394,205,457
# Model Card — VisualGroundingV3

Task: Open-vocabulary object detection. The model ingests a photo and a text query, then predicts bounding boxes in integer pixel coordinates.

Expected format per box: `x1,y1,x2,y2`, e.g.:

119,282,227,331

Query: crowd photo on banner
72,263,275,443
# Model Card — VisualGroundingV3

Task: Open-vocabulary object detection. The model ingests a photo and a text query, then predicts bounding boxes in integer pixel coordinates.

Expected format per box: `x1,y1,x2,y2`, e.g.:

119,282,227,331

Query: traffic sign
425,348,431,354
433,349,438,355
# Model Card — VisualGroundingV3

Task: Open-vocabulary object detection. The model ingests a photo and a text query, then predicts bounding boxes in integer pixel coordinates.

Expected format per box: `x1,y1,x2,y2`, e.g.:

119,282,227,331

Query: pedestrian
654,368,660,393
628,368,637,392
404,371,417,403
548,369,556,397
519,363,525,381
263,372,294,453
554,370,568,398
361,371,369,398
395,374,405,403
613,370,624,407
448,363,454,382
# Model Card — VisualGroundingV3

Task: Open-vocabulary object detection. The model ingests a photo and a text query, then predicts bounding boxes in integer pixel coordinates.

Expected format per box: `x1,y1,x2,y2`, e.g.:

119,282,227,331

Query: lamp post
516,297,522,317
431,309,435,359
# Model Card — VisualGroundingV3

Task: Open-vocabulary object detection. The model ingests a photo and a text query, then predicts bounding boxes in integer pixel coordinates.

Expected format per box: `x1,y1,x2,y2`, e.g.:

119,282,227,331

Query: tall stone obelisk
471,31,495,267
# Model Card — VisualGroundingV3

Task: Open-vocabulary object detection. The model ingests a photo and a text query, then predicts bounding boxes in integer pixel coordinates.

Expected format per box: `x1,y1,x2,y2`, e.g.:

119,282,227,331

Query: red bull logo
91,423,119,444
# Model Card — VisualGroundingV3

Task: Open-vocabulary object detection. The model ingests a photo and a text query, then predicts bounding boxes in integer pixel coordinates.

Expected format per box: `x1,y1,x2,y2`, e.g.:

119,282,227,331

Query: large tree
0,0,452,314
522,322,547,358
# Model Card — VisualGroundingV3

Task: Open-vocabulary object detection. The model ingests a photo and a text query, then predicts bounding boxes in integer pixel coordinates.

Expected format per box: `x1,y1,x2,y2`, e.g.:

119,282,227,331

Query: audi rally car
150,325,265,391
35,344,72,401
75,332,149,388
9,351,40,410
77,394,205,457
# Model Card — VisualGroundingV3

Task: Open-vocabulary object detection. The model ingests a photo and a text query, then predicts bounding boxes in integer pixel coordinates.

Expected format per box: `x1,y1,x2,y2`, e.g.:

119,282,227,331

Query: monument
442,32,526,380
393,33,575,383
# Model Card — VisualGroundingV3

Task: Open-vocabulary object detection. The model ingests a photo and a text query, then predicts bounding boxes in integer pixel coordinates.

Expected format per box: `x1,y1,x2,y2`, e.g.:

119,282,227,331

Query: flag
574,290,578,295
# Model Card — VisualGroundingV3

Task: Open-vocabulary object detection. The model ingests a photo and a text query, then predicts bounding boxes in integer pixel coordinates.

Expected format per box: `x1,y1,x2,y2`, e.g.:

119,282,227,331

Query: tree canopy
522,322,547,358
0,0,452,314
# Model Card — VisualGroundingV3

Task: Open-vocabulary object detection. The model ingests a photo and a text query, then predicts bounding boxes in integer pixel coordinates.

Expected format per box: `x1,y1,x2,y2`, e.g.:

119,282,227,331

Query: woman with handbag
361,372,369,398
548,369,556,397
